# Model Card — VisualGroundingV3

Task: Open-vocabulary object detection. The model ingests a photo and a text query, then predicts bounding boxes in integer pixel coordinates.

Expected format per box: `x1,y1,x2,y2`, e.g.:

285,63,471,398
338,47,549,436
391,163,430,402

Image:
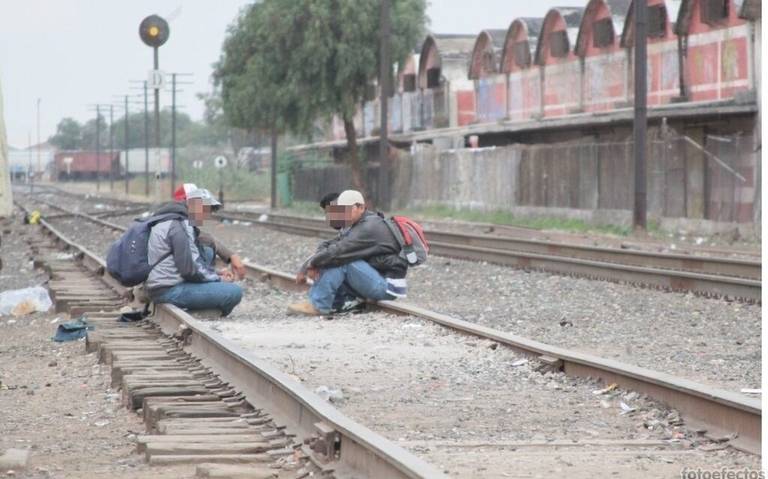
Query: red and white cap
173,183,198,202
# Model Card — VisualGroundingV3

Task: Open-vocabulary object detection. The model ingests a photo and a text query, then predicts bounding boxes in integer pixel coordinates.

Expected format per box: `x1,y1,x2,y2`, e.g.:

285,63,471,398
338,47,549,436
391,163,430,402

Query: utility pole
167,73,192,198
96,105,101,192
633,0,648,230
28,132,33,192
270,127,277,209
109,104,115,191
153,47,161,197
124,95,130,195
144,81,150,196
36,98,41,181
377,0,391,211
171,73,176,194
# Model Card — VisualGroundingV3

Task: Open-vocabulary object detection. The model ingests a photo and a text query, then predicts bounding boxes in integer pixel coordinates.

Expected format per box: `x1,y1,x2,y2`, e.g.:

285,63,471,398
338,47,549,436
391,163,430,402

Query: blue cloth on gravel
52,317,93,342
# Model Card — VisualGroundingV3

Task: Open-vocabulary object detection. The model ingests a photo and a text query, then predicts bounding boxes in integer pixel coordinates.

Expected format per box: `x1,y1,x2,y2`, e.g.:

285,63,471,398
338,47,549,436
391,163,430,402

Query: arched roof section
398,53,420,92
534,7,586,65
739,0,760,19
575,0,631,55
621,0,681,46
500,18,544,72
675,0,744,35
418,34,476,88
468,29,507,79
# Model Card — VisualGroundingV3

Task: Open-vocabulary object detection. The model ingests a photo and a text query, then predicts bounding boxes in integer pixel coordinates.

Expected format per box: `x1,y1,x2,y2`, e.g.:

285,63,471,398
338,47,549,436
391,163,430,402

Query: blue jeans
309,260,391,314
152,246,243,316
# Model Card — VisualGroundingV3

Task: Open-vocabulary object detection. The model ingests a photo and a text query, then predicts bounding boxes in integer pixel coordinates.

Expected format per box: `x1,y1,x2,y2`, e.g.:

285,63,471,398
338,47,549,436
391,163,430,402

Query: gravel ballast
41,206,762,393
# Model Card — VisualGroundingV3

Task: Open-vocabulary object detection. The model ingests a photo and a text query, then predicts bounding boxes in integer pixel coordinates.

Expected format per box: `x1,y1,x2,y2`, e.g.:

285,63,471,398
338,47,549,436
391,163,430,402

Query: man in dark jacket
288,189,407,316
146,187,243,316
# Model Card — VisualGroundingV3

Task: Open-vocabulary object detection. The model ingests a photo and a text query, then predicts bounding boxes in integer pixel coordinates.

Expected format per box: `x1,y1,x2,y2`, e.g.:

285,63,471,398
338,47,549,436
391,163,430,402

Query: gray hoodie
145,202,220,294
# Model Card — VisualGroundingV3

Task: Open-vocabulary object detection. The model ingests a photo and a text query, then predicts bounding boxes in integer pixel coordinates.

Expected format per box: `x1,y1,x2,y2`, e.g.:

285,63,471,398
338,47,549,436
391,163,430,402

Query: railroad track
18,198,762,458
215,211,761,302
15,201,450,479
20,186,761,301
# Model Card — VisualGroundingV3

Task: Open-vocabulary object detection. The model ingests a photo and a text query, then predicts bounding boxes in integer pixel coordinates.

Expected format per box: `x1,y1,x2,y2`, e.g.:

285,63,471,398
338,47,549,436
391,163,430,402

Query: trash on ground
0,286,52,317
52,317,93,342
315,385,344,403
740,388,761,395
592,383,618,395
619,401,636,415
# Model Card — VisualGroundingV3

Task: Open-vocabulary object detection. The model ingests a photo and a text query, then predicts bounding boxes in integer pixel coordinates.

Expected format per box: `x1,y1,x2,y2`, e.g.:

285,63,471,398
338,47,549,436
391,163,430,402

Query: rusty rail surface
22,199,763,454
216,211,761,301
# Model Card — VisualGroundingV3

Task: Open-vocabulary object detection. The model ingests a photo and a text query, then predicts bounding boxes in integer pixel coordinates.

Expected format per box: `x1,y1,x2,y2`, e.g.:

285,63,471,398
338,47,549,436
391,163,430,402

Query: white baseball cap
187,187,222,207
335,190,365,207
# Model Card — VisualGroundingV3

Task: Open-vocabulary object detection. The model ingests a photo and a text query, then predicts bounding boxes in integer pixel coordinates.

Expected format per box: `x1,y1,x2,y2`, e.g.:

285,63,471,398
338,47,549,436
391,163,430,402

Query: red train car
54,151,120,180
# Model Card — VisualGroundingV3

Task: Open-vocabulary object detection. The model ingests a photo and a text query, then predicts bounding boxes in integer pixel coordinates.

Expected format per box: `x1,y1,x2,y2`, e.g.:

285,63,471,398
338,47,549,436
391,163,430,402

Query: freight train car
54,151,120,180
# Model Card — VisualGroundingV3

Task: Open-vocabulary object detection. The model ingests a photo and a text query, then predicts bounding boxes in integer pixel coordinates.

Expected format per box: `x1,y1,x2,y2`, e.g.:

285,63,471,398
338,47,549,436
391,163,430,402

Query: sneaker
334,298,365,315
287,301,322,316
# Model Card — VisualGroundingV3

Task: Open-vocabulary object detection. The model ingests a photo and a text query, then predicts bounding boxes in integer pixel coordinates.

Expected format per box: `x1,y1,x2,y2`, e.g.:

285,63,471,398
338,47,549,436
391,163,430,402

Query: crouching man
288,190,407,316
146,187,243,316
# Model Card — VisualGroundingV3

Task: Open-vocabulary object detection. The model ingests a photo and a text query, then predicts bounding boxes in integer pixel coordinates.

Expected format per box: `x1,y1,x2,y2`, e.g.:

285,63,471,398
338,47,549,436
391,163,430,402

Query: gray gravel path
38,206,762,393
207,222,762,394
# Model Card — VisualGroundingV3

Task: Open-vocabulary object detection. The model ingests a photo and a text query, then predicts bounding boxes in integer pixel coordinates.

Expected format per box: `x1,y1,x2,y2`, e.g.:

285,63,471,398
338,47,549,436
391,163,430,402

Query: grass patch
394,204,631,236
284,200,325,217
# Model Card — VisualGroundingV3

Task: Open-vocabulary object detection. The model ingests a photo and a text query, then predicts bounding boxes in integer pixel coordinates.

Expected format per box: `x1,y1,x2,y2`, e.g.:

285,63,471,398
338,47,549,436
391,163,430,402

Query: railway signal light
139,15,169,48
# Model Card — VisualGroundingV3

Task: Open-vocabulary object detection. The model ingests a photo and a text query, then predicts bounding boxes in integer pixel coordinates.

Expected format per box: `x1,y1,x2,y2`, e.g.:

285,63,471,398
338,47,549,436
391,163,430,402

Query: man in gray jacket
289,189,407,316
146,188,243,315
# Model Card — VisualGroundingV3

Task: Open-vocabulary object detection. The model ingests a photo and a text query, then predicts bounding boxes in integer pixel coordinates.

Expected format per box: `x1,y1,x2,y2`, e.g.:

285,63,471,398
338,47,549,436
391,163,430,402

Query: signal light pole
139,14,170,197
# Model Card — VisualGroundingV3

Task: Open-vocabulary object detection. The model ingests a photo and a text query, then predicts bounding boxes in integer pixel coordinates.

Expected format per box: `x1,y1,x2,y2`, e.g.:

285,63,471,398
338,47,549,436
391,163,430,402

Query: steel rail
240,262,761,455
16,200,449,479
220,211,760,279
216,212,761,301
20,199,762,455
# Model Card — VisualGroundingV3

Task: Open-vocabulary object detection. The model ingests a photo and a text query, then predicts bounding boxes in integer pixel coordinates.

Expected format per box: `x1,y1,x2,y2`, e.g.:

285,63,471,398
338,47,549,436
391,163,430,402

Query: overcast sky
0,0,584,148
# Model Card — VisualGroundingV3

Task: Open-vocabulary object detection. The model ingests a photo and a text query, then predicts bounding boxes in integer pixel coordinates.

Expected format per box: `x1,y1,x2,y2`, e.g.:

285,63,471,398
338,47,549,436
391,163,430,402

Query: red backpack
385,216,429,266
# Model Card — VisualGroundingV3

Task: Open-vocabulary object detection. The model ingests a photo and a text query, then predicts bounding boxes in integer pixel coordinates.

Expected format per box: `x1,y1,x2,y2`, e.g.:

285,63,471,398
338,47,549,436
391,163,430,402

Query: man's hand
295,270,307,285
218,269,235,283
306,267,319,281
230,255,246,280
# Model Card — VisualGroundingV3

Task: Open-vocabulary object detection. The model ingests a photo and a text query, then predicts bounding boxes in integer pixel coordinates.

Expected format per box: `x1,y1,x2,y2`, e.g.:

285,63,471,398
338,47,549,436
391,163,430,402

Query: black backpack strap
149,251,173,269
146,217,183,272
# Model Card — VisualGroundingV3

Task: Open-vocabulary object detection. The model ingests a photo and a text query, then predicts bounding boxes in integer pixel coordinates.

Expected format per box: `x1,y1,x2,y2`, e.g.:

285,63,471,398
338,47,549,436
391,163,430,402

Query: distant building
8,141,55,179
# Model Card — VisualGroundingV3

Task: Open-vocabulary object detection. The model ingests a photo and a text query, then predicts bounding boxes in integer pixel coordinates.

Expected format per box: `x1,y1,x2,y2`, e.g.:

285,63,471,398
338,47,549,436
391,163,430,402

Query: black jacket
310,210,407,279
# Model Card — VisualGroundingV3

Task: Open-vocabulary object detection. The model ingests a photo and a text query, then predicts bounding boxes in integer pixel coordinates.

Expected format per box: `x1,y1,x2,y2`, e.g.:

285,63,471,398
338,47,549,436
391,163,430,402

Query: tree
48,118,83,150
215,0,427,194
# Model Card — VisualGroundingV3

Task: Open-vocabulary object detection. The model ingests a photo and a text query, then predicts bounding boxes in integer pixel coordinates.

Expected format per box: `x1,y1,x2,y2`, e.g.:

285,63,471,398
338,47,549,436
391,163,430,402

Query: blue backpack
106,213,184,287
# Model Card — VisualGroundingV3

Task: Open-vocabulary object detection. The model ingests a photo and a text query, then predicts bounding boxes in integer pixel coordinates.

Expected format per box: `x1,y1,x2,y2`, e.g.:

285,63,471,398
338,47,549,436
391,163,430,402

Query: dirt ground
0,218,192,479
